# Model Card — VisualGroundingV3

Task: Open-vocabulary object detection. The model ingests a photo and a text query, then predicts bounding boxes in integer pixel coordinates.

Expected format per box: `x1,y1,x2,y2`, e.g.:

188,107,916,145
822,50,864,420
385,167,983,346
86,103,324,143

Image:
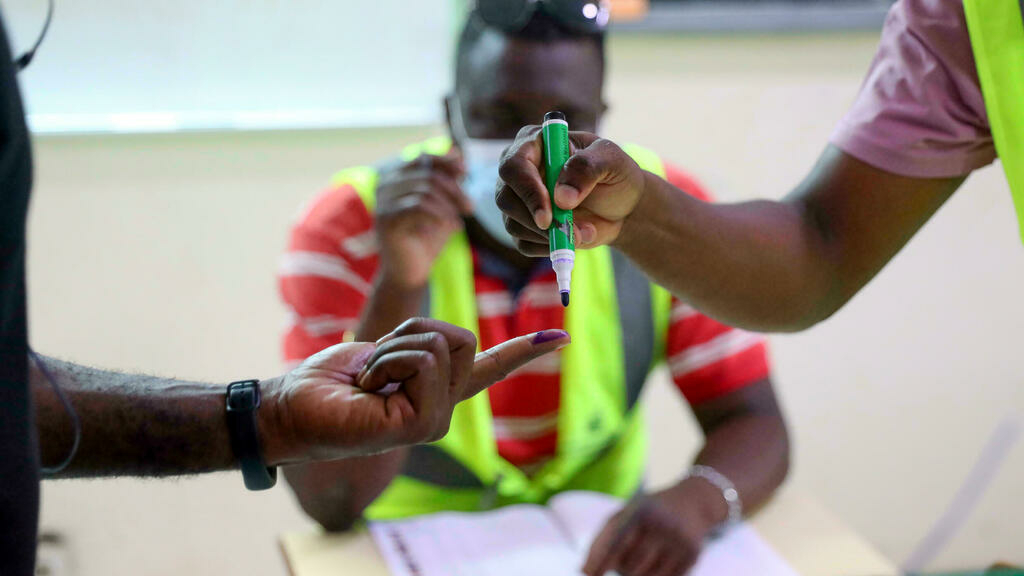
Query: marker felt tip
542,111,573,307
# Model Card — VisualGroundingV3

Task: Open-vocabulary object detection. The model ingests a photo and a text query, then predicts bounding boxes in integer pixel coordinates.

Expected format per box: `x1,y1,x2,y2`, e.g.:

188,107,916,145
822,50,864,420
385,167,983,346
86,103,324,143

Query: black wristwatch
225,380,277,491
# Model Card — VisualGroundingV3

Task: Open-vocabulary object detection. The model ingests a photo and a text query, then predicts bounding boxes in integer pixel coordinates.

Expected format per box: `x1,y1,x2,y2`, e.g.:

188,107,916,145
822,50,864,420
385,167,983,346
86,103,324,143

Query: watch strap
226,380,277,491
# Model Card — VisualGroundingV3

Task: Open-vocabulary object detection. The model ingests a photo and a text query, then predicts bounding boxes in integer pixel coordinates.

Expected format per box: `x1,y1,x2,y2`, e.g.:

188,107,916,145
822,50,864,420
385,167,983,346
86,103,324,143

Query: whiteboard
2,0,456,133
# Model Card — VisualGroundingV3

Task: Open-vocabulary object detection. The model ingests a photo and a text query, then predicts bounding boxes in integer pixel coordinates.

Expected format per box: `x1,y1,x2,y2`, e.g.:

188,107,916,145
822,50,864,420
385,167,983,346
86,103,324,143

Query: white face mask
446,94,601,249
460,137,517,249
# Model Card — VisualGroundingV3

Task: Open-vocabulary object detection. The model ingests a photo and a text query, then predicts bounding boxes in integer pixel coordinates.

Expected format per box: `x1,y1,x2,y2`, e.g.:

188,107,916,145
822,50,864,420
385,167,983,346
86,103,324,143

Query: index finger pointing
465,330,570,400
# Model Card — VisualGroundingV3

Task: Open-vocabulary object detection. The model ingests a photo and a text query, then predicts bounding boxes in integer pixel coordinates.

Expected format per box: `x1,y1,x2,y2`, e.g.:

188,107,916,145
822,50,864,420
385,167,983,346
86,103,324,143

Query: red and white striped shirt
279,161,770,470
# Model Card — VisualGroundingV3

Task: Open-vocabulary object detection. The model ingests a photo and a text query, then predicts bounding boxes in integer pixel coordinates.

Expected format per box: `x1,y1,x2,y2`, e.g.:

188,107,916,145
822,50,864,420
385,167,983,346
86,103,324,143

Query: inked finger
465,329,569,400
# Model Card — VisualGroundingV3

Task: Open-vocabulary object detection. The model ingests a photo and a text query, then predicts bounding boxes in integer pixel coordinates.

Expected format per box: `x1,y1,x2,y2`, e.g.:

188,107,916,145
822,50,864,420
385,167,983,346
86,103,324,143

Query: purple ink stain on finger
532,330,569,345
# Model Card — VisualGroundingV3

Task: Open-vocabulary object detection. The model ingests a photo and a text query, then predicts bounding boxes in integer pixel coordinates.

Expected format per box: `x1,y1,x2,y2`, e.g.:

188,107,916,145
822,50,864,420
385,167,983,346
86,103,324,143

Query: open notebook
369,490,799,576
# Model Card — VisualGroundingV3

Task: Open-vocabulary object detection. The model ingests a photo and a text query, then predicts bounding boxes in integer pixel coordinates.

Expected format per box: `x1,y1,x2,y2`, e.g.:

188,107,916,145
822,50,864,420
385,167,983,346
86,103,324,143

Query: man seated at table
277,5,790,575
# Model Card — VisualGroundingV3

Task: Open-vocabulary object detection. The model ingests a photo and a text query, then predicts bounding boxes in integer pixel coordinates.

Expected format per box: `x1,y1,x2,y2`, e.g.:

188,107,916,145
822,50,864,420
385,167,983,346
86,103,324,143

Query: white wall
4,0,454,132
610,33,1024,569
28,33,1024,575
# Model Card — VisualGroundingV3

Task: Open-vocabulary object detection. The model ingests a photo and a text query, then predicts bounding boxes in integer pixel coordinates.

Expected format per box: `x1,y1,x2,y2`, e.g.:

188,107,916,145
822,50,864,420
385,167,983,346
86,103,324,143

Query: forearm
687,407,790,520
284,449,408,531
356,277,428,341
659,380,790,535
615,148,960,332
616,172,834,332
32,355,243,478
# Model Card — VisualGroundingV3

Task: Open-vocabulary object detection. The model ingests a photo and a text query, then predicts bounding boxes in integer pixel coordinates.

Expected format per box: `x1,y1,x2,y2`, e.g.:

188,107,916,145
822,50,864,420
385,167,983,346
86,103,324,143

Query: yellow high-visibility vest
329,137,672,518
963,0,1024,240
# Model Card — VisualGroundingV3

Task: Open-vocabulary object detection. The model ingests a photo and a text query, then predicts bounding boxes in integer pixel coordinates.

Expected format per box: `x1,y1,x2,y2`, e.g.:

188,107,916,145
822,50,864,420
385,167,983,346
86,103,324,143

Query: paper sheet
370,491,800,576
371,505,579,576
692,524,800,576
547,490,623,550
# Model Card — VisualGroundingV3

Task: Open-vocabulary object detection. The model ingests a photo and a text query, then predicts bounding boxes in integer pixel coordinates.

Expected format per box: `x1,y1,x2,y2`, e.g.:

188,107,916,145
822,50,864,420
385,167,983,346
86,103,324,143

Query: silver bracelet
686,465,743,532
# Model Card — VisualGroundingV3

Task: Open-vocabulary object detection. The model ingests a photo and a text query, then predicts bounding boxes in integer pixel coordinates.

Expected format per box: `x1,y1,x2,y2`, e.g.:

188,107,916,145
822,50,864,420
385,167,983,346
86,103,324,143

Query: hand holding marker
543,111,574,307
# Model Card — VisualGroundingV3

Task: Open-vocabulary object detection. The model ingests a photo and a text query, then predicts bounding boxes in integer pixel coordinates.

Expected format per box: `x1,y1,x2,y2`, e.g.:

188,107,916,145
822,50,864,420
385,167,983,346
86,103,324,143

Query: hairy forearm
32,355,239,477
617,172,835,332
356,277,428,342
284,449,408,531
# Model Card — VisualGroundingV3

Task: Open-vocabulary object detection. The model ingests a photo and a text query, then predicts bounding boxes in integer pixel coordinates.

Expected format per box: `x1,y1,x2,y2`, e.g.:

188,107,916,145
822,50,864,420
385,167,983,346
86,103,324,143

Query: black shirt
0,10,39,576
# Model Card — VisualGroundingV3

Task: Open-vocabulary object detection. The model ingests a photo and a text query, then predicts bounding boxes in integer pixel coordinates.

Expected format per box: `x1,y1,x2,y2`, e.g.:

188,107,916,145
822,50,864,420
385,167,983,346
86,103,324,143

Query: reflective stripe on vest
330,137,673,515
416,247,654,411
963,0,1024,241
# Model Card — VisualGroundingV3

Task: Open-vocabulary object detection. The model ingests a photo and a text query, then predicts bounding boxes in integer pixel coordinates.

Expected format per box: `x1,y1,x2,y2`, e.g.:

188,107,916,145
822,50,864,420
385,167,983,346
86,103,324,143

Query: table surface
279,489,899,576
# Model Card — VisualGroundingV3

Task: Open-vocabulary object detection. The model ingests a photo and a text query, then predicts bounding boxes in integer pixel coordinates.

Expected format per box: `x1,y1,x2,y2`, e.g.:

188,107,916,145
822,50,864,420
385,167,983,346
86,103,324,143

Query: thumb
304,341,377,377
554,136,623,211
464,330,570,400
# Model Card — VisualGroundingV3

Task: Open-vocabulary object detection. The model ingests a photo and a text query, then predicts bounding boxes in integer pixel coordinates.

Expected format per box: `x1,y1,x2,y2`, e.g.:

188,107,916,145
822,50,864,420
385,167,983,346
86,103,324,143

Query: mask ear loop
14,0,55,72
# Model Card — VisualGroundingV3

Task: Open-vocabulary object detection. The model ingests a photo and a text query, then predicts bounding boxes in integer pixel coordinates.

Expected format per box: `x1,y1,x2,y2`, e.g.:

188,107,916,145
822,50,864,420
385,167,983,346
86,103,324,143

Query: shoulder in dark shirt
0,9,40,576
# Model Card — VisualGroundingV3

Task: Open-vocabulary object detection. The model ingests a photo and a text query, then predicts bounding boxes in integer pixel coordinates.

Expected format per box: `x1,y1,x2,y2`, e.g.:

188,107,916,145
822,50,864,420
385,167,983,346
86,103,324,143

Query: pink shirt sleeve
830,0,996,179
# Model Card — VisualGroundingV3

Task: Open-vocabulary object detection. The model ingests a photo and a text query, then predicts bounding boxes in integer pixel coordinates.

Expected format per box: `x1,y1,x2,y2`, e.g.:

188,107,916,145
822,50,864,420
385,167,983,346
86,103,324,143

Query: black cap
544,111,566,122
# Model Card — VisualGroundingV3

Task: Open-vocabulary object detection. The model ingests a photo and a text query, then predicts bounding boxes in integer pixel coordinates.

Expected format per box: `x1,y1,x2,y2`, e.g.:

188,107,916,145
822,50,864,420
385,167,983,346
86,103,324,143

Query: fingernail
578,223,596,245
533,208,551,230
354,343,377,384
555,184,580,208
532,330,570,345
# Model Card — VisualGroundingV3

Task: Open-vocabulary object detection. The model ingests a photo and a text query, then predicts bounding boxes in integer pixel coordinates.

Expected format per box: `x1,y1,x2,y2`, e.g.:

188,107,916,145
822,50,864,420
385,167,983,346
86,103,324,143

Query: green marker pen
542,111,573,307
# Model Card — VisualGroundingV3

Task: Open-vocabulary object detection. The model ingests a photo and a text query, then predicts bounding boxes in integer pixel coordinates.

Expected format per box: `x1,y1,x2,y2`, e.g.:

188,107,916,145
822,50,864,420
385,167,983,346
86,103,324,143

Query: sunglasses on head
474,0,610,35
